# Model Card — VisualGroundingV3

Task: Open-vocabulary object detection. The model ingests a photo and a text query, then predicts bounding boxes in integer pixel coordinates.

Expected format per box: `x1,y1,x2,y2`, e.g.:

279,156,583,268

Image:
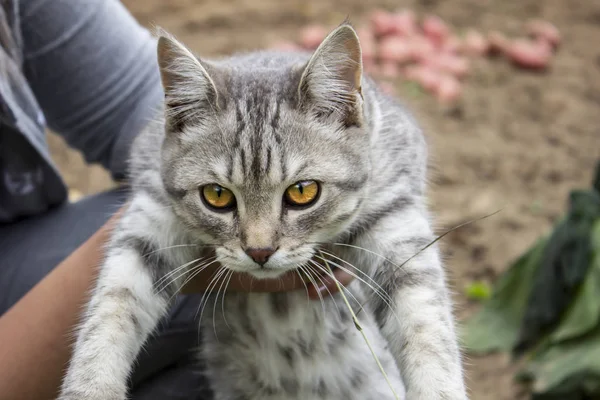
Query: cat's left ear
156,29,223,133
298,23,363,127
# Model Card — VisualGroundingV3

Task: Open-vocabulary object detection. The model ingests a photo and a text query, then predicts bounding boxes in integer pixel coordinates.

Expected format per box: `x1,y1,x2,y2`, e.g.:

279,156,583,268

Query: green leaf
517,324,600,400
403,81,422,97
460,237,547,353
530,200,544,215
462,165,600,398
514,220,600,398
592,160,600,194
465,281,492,301
549,222,600,343
515,191,600,353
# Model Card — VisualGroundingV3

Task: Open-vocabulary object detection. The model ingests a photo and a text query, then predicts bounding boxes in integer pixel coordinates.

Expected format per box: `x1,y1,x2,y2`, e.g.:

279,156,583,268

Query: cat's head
157,23,370,279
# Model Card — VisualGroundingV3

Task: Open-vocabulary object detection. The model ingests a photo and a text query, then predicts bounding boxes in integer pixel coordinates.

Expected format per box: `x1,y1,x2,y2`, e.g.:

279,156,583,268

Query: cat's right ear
156,30,220,133
298,23,363,127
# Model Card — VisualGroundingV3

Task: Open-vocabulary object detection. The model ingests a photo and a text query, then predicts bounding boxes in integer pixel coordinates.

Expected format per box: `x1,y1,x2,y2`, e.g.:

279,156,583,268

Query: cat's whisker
154,255,214,290
179,258,219,289
155,256,217,294
297,264,318,310
154,257,204,294
295,263,312,308
313,255,387,300
205,269,229,337
221,269,235,331
196,266,225,319
212,267,232,340
165,258,220,304
315,249,393,299
305,261,343,318
313,253,400,322
314,250,395,306
196,269,224,337
142,243,201,257
298,264,326,317
318,254,401,400
163,259,219,302
197,266,228,325
307,259,365,317
319,243,404,270
128,201,176,211
327,210,502,273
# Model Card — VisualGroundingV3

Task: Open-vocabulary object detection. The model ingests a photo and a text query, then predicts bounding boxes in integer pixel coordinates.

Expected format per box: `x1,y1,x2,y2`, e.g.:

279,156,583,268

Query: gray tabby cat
58,23,468,400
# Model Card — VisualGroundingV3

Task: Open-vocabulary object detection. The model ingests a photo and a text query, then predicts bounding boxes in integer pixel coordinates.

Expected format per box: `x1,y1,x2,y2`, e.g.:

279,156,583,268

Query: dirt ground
48,0,600,398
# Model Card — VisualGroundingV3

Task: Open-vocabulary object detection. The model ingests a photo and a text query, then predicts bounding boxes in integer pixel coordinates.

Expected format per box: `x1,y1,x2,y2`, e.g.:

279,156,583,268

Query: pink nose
245,248,276,266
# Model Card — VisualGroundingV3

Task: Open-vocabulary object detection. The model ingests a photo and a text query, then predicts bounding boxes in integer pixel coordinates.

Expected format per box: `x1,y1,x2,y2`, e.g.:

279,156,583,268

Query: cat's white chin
244,267,290,280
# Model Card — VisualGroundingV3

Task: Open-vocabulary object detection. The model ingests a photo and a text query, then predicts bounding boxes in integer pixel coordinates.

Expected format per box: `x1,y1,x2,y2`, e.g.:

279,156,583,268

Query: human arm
0,209,122,400
20,0,163,181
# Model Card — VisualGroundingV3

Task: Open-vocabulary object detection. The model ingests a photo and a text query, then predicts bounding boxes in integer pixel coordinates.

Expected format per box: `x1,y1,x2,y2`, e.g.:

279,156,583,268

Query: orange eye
284,181,320,207
201,184,236,210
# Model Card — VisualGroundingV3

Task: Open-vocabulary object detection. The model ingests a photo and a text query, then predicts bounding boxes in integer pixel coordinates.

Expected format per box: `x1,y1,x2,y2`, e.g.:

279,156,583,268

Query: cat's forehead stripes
226,82,289,187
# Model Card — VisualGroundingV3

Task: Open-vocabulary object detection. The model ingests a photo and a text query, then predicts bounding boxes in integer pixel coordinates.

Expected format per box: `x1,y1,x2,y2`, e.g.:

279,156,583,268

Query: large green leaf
549,220,600,343
515,191,600,353
517,326,600,400
516,221,600,399
460,237,547,353
462,162,600,398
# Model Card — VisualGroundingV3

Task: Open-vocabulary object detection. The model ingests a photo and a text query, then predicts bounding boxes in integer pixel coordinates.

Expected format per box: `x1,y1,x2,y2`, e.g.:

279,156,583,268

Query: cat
57,23,468,400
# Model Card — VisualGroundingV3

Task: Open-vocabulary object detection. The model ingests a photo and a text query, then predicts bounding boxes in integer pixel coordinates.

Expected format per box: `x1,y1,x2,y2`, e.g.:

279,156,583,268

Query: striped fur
58,23,467,400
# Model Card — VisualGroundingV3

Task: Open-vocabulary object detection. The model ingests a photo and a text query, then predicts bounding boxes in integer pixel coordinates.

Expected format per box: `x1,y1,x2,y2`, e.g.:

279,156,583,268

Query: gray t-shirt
0,0,163,222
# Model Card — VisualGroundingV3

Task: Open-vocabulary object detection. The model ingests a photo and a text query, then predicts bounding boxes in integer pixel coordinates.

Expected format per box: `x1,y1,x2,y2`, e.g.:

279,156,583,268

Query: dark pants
0,188,211,399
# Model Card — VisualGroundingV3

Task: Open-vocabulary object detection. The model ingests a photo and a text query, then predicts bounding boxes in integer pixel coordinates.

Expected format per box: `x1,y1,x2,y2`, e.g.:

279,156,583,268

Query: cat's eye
201,184,236,211
284,181,320,207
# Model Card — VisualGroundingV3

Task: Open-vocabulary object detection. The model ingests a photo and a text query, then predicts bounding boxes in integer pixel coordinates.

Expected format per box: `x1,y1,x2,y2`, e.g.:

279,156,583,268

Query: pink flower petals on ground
390,9,418,36
370,10,397,37
268,11,560,104
464,29,489,56
505,38,552,70
421,53,470,79
379,36,413,64
380,61,401,78
405,66,440,92
526,19,561,49
422,15,450,45
435,75,462,103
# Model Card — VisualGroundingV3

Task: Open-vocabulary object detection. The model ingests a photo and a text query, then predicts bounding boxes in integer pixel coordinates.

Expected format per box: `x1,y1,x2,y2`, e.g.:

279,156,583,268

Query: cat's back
364,84,429,199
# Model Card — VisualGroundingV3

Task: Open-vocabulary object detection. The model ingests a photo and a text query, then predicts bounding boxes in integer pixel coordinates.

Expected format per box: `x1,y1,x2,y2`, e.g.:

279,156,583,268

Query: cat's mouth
246,267,290,279
239,255,338,281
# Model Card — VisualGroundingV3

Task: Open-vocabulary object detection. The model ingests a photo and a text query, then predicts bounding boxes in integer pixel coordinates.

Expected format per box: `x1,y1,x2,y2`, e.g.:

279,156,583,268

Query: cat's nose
245,247,276,266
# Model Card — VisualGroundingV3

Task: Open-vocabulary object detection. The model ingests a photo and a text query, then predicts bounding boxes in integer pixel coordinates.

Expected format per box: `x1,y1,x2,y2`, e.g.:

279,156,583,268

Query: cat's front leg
357,207,468,400
58,231,173,399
